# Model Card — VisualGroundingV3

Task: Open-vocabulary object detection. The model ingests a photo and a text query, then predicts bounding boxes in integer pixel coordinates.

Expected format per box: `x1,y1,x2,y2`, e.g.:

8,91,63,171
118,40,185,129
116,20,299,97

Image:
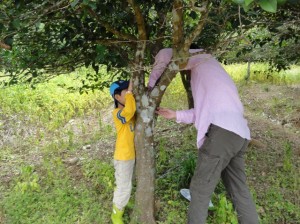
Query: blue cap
109,80,129,97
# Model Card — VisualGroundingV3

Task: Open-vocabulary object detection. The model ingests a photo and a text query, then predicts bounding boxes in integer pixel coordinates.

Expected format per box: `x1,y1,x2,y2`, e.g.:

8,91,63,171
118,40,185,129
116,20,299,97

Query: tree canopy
1,0,299,222
0,0,299,88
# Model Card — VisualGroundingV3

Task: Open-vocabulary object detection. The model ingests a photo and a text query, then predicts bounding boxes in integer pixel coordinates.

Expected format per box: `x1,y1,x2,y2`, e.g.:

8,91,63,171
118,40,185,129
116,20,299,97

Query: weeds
82,159,114,196
0,73,111,131
225,63,300,84
2,158,111,223
283,141,293,172
0,65,299,223
209,194,238,224
14,165,41,194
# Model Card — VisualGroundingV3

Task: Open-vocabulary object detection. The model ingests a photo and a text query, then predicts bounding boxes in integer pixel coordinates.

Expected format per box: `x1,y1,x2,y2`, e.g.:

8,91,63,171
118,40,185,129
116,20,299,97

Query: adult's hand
155,107,176,120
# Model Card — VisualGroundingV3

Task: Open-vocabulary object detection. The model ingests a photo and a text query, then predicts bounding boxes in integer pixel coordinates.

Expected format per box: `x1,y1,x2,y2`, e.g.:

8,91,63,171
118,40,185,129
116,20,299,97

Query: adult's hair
190,43,200,49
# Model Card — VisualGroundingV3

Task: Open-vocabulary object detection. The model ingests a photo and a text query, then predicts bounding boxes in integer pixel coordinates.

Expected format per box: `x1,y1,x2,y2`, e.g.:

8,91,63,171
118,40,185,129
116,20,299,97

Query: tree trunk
129,1,210,222
132,93,156,224
180,71,194,109
244,59,251,82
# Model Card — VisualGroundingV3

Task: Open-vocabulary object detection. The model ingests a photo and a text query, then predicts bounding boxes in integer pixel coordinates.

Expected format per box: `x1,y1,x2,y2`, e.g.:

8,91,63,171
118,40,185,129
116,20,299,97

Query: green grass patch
224,63,300,84
0,70,111,131
1,159,113,224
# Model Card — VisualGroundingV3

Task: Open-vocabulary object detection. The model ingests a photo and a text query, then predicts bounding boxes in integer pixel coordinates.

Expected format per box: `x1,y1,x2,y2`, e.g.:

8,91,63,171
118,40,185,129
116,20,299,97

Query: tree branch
94,38,136,47
172,0,184,52
127,0,147,94
1,1,68,41
152,0,186,105
0,41,11,50
85,6,137,41
184,0,210,50
153,1,211,105
127,0,147,41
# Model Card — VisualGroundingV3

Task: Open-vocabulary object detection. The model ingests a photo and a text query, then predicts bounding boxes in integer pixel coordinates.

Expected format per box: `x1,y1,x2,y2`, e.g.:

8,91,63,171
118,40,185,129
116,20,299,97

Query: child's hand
155,107,176,120
128,78,133,92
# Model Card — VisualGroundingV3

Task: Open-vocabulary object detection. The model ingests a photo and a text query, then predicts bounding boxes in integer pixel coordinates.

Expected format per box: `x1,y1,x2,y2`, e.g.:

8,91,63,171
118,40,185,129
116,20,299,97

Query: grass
224,63,300,84
0,63,299,223
2,161,112,224
0,74,111,131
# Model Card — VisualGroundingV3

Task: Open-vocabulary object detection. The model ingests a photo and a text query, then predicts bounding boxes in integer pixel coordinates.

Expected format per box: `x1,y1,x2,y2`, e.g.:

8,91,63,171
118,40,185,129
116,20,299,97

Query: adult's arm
148,48,206,88
156,107,195,124
148,48,173,88
176,108,195,124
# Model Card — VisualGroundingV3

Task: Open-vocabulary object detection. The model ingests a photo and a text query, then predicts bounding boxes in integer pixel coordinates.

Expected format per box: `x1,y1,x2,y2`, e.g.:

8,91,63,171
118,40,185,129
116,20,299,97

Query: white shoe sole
180,188,214,208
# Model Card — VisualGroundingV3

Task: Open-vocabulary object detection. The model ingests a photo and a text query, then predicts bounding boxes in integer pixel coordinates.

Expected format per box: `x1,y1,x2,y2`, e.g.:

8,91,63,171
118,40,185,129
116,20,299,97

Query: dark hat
109,80,129,97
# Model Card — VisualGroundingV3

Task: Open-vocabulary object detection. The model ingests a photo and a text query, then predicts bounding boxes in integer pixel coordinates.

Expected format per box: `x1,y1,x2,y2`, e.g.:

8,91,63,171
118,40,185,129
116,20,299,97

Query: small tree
0,0,296,222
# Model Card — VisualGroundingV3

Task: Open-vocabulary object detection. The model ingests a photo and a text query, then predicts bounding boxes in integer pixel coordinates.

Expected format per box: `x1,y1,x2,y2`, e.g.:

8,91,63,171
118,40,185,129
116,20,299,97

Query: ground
239,83,299,221
0,82,299,223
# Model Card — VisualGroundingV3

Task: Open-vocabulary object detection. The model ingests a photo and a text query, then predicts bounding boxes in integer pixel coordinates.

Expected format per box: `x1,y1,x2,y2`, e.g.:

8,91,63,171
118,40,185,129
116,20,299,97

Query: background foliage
0,0,299,88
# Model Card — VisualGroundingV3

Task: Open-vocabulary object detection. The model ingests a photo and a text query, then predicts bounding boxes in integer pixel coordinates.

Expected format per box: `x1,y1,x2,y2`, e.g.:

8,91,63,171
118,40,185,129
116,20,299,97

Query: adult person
149,48,259,224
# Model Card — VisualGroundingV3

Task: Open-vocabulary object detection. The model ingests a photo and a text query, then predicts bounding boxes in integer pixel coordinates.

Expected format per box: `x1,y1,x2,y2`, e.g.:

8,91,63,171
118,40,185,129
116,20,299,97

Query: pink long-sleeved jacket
149,48,250,148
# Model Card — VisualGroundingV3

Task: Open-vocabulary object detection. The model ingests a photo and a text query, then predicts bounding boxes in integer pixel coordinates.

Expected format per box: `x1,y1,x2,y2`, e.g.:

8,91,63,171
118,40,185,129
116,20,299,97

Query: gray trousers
188,124,259,224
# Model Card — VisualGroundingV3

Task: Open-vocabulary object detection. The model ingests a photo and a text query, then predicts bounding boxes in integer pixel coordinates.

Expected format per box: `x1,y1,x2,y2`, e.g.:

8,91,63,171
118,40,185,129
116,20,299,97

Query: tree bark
244,59,251,82
132,97,156,224
127,0,157,222
180,71,194,109
129,1,210,223
0,41,11,50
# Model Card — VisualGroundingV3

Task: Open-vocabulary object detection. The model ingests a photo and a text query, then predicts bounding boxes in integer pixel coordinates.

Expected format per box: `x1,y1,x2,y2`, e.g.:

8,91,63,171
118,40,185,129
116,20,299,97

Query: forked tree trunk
129,1,210,222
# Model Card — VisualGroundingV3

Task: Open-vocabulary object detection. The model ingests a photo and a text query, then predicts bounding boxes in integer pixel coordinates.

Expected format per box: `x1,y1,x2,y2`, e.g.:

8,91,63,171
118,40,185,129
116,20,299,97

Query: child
109,79,136,224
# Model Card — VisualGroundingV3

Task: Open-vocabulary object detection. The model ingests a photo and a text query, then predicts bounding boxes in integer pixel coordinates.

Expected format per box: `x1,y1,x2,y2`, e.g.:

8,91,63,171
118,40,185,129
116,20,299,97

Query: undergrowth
0,64,299,223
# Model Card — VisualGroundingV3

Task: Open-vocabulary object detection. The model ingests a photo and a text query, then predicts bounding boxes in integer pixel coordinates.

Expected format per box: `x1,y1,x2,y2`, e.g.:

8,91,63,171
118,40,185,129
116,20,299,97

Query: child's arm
128,78,133,92
118,79,136,124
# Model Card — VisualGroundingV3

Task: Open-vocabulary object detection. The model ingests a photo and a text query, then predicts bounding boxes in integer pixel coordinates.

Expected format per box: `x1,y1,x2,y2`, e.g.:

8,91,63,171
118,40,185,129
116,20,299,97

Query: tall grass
0,68,111,130
224,63,300,84
161,63,300,110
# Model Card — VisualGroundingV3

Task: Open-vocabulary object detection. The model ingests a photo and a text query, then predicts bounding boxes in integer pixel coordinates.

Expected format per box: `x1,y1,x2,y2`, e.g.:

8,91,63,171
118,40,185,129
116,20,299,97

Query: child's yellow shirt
112,93,136,160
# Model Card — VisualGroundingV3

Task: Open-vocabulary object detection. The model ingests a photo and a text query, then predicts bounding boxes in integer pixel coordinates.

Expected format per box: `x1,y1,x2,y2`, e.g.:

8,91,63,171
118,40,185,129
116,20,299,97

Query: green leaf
12,19,21,29
232,0,245,4
277,0,287,5
242,3,252,11
70,0,80,8
95,45,106,62
245,0,254,6
225,21,232,29
83,0,97,10
259,0,277,12
4,37,13,46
